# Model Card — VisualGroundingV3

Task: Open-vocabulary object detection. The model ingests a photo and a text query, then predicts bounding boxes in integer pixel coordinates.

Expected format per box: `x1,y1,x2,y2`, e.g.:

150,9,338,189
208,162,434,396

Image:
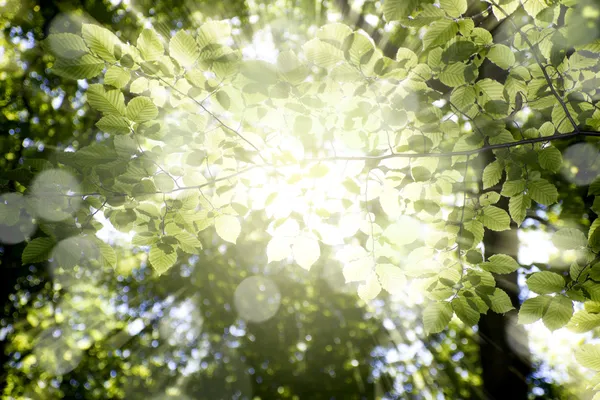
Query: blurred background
1,0,599,398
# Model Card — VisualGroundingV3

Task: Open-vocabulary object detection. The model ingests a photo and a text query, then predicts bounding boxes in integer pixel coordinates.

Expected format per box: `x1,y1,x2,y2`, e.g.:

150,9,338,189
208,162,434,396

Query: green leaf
528,179,558,205
575,344,600,371
489,288,515,313
527,271,565,294
302,39,343,68
452,295,480,326
52,55,105,80
522,0,549,18
196,20,231,51
508,193,531,226
104,66,130,89
216,90,231,110
479,191,500,207
169,30,199,68
481,254,520,274
46,33,88,58
96,240,117,269
149,245,177,275
439,62,467,87
126,97,158,123
96,115,130,135
383,0,419,21
22,237,55,265
153,173,174,192
481,205,510,231
82,24,121,62
215,215,241,244
487,44,515,70
132,232,158,246
567,309,600,333
175,232,203,253
450,86,476,114
552,228,588,250
482,160,503,189
130,77,149,94
590,219,600,250
440,0,467,18
423,301,453,334
542,295,573,331
137,29,164,61
423,20,458,50
292,236,320,270
538,146,563,172
501,179,526,196
518,295,550,324
87,84,126,115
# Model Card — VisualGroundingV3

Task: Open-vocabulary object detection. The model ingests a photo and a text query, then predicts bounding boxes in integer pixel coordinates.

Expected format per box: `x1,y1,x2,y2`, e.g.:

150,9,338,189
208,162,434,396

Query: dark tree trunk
478,207,532,399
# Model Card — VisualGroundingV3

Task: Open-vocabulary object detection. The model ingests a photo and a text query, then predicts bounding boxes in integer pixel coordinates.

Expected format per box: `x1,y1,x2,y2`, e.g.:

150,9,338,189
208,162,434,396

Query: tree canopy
2,0,600,398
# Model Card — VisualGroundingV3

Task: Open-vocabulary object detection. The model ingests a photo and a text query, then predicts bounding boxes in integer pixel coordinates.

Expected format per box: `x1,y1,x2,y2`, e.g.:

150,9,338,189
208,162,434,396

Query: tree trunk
478,213,532,399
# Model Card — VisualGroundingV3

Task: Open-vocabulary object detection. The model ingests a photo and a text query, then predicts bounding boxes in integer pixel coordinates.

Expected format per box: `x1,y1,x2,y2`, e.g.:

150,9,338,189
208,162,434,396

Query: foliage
3,0,600,391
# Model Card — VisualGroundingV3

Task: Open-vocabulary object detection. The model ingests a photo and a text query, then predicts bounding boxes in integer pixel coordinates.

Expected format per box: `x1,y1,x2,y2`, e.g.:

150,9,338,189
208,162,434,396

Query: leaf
302,38,343,68
518,295,550,324
383,0,419,21
153,173,174,192
439,62,467,87
489,288,515,313
501,179,526,196
481,205,510,231
126,97,158,123
137,29,164,61
567,309,600,333
452,296,480,326
130,77,149,94
132,232,158,246
482,160,503,189
96,115,130,135
52,55,105,80
215,215,241,244
423,301,453,334
267,236,292,263
538,146,563,172
575,344,600,371
423,20,458,50
357,273,382,301
197,20,231,51
104,66,130,89
96,240,117,268
523,0,549,18
82,24,121,62
169,30,199,68
480,191,500,207
216,90,230,110
292,236,320,270
552,228,587,250
508,193,531,226
487,44,515,70
46,33,88,58
87,84,126,115
527,271,565,294
481,254,520,274
542,295,573,331
22,237,55,265
528,179,558,205
149,245,177,275
440,0,467,18
175,232,203,253
375,264,406,295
